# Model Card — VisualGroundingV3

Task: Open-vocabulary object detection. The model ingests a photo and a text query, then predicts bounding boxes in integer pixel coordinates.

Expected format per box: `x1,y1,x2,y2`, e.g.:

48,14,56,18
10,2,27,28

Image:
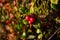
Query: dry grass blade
48,28,60,40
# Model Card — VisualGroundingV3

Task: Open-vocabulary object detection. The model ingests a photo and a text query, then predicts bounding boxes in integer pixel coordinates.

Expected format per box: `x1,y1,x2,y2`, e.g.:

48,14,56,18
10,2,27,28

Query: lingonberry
25,15,30,21
29,17,35,23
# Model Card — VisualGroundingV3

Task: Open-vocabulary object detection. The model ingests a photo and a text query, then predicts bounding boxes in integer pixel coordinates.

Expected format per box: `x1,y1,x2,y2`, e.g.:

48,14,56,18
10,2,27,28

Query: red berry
0,3,3,7
30,18,35,22
2,0,6,3
6,20,10,25
10,13,14,18
25,15,30,21
28,21,32,24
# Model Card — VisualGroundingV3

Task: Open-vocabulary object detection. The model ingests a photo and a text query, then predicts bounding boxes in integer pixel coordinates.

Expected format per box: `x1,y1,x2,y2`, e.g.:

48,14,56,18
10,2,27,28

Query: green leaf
51,4,57,10
45,33,49,38
16,24,22,31
36,29,42,34
23,19,28,25
38,33,43,39
33,23,40,29
51,4,60,10
15,12,20,19
34,6,39,12
37,23,41,28
28,35,35,39
30,7,34,13
22,32,26,36
1,16,5,22
20,7,27,14
35,23,40,29
50,0,58,4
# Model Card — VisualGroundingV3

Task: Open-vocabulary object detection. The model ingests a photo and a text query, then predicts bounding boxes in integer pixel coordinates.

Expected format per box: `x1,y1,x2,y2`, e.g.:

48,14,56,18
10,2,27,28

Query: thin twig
48,28,60,40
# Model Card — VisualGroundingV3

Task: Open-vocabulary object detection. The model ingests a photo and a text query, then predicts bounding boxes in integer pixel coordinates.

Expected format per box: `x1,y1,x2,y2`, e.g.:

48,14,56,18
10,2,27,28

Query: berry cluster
25,15,35,24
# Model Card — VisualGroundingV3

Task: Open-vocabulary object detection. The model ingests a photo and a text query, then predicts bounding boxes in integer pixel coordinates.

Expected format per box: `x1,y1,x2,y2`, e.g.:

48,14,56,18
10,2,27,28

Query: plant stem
48,28,60,40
